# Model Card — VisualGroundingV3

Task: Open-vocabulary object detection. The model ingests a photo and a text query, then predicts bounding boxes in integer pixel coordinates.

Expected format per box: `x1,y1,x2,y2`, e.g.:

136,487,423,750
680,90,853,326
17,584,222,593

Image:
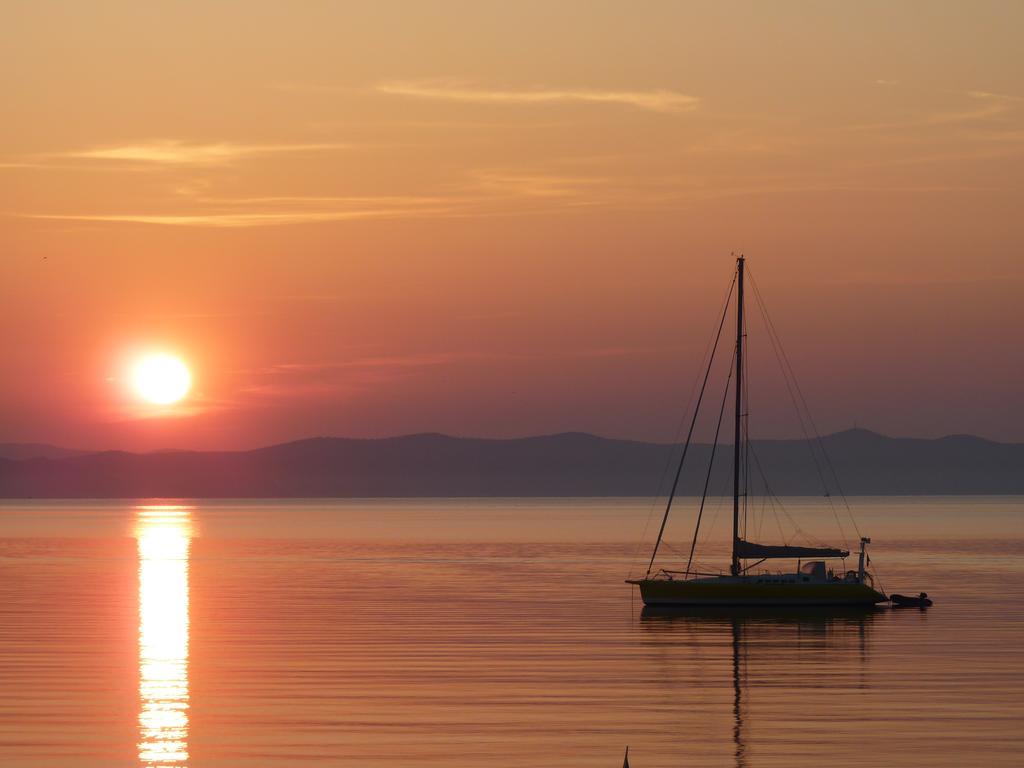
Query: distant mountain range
0,429,1021,498
0,443,87,461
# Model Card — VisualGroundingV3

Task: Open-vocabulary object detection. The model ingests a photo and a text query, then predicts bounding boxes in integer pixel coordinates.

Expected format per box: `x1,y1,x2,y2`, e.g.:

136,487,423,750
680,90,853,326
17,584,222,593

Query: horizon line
0,426,1016,457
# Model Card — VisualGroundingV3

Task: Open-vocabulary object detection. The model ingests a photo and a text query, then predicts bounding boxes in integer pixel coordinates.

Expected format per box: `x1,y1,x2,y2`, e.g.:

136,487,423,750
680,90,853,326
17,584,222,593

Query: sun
132,354,192,405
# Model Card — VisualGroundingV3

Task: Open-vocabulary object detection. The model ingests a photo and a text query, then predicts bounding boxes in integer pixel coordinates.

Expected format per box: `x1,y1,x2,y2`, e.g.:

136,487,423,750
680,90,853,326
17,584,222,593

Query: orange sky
3,1,1023,450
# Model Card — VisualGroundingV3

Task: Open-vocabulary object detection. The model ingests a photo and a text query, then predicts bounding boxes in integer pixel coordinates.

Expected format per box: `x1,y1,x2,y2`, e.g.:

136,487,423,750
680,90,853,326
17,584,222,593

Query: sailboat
627,256,887,606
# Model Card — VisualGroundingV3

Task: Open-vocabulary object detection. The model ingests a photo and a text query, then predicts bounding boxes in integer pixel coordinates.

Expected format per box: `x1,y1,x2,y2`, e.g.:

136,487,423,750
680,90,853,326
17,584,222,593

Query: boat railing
657,568,727,580
652,564,877,584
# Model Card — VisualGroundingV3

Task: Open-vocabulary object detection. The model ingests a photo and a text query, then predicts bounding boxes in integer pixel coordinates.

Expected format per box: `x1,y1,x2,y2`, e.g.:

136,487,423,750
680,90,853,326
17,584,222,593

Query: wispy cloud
852,89,1022,132
245,345,674,394
15,188,468,229
193,194,462,207
236,354,466,400
12,171,615,228
57,139,351,166
215,343,697,406
473,171,607,198
925,90,1020,125
970,129,1024,143
16,205,457,228
376,80,699,113
0,160,161,174
257,354,465,375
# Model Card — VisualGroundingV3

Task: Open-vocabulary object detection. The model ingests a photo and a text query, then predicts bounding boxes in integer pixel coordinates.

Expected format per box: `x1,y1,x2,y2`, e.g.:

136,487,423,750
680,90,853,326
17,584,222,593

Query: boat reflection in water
640,606,878,768
136,505,193,766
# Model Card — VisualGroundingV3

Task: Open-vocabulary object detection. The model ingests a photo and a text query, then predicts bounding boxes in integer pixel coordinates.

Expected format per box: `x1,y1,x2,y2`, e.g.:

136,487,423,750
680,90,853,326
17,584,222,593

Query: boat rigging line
684,348,736,577
627,271,737,580
745,266,860,549
644,271,736,577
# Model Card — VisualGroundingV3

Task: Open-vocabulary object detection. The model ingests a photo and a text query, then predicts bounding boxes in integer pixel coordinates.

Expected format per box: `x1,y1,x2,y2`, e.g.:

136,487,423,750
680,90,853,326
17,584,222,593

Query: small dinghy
891,592,932,607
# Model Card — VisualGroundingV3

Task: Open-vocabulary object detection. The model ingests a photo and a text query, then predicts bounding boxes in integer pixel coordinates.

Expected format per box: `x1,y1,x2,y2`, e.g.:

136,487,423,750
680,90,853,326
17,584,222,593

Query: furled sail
735,540,849,559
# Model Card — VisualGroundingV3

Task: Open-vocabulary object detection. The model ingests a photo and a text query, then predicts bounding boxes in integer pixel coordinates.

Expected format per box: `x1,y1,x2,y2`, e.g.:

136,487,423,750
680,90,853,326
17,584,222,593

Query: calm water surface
0,497,1022,767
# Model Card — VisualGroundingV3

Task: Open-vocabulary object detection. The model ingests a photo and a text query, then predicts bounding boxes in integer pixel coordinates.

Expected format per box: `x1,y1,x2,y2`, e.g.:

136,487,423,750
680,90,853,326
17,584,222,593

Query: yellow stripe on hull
635,579,886,606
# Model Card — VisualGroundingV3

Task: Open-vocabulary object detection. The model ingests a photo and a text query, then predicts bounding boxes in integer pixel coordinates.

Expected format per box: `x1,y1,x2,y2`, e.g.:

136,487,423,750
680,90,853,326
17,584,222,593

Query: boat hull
632,578,886,606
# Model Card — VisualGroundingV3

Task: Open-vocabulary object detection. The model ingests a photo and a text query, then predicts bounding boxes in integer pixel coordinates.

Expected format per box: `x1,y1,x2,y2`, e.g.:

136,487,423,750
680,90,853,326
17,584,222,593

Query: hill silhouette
0,428,1020,498
0,443,87,460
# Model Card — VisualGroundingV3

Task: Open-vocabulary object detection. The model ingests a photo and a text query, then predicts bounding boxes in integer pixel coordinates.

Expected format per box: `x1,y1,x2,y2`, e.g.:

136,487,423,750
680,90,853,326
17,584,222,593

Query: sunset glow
3,2,1022,452
133,355,192,406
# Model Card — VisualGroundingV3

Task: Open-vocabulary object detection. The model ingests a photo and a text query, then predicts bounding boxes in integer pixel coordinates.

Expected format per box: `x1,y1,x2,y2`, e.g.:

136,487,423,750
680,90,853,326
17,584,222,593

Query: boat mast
731,255,744,576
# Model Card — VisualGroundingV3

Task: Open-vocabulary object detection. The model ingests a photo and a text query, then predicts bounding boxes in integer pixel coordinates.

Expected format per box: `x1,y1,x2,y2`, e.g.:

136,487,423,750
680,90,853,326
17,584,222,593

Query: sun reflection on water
136,505,192,766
